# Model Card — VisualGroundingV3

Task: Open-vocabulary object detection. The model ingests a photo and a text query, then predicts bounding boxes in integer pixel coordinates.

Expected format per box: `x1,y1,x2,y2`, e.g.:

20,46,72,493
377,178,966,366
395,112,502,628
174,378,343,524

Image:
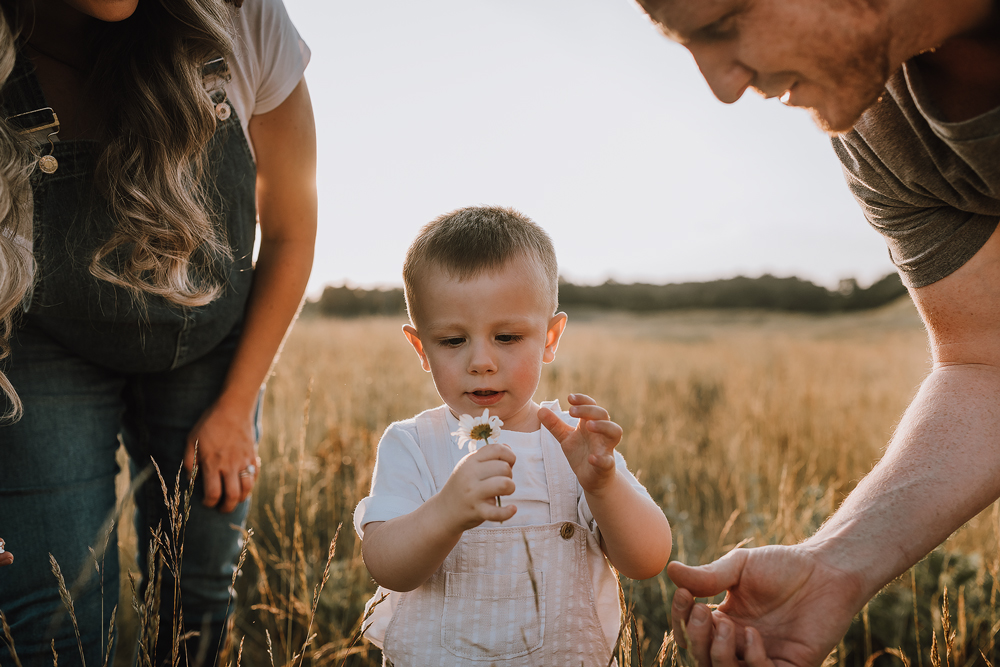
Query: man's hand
668,545,865,667
539,393,622,494
438,442,517,532
184,396,259,513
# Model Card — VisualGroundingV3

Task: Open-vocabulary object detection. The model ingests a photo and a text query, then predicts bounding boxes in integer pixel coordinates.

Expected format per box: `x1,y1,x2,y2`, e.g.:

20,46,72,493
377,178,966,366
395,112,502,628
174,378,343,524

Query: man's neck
914,1,1000,122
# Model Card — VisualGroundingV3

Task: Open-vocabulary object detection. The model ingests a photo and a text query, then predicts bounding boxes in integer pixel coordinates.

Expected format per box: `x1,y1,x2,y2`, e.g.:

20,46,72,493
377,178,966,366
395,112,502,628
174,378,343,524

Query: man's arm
669,225,1000,667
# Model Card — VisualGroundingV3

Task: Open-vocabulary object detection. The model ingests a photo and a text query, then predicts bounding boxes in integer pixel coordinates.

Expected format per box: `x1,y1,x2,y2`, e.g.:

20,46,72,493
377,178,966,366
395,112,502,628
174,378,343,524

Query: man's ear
402,324,431,371
543,312,568,363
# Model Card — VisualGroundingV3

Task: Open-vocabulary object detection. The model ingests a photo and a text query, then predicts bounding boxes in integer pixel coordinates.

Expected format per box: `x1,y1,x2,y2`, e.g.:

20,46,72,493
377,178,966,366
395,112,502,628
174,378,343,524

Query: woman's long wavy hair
0,0,241,419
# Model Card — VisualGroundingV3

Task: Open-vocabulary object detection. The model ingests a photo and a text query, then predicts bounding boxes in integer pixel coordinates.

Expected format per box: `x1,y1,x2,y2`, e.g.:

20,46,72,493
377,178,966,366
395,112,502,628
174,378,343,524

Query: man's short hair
403,206,559,322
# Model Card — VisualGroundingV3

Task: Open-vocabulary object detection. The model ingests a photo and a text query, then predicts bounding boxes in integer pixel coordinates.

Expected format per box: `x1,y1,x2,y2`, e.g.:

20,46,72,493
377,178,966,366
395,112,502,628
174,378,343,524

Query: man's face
641,0,893,133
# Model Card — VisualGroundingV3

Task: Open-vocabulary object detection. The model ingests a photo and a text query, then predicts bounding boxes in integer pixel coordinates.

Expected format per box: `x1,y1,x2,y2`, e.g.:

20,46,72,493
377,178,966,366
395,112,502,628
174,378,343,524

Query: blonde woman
0,0,316,663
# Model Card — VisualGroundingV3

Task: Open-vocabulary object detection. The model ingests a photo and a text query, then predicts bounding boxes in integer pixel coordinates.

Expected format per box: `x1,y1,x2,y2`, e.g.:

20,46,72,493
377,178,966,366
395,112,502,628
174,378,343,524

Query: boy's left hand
539,394,622,495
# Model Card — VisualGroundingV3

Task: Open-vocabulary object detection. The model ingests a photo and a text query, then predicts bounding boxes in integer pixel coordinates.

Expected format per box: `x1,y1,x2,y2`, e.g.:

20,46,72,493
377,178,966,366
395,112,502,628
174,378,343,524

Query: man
632,1,1000,666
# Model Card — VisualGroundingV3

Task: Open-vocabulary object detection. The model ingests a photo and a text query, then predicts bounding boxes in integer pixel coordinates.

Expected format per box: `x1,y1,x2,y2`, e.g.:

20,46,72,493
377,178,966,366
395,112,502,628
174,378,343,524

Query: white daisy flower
452,408,504,453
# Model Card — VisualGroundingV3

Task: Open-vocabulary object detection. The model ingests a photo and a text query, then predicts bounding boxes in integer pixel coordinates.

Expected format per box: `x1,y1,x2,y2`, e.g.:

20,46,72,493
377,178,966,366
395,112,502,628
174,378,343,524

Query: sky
283,0,896,297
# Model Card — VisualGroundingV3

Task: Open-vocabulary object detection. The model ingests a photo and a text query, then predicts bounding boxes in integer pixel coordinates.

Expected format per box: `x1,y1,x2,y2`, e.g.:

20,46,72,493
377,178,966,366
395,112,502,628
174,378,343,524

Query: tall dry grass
17,297,1000,666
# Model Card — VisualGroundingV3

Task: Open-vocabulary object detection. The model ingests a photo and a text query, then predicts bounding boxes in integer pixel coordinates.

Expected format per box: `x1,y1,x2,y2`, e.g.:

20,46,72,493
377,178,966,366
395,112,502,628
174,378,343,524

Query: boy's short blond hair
403,206,559,323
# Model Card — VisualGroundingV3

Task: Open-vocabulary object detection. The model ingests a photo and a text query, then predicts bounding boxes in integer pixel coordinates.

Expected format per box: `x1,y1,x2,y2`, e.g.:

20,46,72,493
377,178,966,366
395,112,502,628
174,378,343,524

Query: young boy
354,206,671,665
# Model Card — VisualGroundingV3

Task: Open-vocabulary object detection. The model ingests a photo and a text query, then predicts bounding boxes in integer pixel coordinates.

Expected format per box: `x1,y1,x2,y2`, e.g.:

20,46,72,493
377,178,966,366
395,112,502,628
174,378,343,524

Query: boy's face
403,258,566,433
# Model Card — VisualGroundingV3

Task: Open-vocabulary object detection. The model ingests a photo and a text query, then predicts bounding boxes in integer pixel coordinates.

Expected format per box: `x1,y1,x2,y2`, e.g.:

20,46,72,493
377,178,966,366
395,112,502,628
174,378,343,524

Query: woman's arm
184,77,317,512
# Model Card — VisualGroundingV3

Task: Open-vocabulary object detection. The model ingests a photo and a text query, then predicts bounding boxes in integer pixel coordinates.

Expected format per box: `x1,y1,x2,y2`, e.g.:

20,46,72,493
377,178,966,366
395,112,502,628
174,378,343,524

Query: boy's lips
467,389,505,406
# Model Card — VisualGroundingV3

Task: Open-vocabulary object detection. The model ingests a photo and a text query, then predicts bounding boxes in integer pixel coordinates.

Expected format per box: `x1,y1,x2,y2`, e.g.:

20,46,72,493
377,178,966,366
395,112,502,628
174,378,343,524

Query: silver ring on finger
238,463,257,478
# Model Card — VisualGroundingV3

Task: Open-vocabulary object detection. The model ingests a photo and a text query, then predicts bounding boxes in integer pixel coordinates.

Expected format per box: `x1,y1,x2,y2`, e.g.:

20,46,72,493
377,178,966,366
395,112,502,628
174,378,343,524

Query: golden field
101,297,1000,666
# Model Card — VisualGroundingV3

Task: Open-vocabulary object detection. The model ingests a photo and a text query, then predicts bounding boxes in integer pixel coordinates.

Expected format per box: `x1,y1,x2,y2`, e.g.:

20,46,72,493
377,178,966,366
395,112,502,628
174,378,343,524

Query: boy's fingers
570,404,610,421
482,503,517,522
588,453,616,472
478,460,515,480
483,477,516,498
477,442,516,466
567,393,597,406
538,406,573,441
586,419,623,440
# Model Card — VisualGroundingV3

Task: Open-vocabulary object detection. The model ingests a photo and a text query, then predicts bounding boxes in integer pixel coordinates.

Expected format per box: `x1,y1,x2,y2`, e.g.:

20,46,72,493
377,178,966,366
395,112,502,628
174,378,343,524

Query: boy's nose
467,344,497,375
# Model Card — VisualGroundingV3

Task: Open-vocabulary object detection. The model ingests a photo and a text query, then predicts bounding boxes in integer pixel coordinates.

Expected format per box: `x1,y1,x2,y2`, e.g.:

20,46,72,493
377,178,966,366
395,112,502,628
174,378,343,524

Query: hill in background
303,272,908,318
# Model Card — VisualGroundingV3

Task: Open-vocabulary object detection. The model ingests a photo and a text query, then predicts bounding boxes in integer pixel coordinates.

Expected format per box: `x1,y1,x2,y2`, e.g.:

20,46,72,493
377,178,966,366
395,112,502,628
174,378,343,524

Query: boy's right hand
438,443,517,531
0,538,12,567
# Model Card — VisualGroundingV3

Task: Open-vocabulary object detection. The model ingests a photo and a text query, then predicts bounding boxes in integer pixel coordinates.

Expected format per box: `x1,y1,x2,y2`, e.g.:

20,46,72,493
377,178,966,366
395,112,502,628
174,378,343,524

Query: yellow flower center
470,424,493,441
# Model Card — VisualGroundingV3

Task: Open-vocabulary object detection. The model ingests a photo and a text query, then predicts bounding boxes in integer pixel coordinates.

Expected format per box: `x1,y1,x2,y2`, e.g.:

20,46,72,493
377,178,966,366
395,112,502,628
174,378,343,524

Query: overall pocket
441,570,546,660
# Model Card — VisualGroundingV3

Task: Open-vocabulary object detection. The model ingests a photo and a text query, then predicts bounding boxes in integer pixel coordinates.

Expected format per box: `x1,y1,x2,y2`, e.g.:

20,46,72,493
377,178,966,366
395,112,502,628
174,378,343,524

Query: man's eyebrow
689,8,741,42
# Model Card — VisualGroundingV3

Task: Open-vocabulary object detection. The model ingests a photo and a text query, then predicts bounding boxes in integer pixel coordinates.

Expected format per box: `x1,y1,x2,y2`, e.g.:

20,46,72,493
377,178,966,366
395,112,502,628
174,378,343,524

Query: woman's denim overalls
0,51,258,667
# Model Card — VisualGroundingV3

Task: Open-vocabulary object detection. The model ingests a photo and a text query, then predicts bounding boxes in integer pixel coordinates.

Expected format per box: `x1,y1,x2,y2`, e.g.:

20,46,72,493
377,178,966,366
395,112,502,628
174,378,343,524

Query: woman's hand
0,538,12,566
184,395,259,513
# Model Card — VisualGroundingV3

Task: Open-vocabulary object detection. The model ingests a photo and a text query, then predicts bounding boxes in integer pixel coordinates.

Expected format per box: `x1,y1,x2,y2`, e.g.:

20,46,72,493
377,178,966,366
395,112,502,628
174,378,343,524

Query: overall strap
539,400,582,524
413,405,458,493
0,54,48,119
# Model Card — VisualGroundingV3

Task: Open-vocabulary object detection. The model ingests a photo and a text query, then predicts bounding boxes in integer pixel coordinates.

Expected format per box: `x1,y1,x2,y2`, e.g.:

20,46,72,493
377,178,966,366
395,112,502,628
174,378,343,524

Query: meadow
88,298,1000,665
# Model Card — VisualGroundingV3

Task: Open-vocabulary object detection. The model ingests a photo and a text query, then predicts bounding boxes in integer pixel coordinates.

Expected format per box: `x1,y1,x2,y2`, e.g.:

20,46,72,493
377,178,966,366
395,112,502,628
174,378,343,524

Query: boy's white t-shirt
354,402,654,650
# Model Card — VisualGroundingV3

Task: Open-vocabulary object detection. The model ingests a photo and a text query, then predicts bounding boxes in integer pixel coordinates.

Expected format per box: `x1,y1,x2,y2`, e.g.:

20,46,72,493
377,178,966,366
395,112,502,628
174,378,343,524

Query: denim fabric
4,52,257,373
0,324,257,666
0,51,259,667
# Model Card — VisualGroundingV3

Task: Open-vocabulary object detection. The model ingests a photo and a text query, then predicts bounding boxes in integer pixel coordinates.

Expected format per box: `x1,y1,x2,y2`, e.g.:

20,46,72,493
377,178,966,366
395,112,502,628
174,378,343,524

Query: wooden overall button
559,522,575,539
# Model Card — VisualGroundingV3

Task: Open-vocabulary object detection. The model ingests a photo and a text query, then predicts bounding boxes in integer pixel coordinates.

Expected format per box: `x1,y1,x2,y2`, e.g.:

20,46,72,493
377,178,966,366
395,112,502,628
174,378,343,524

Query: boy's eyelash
438,337,465,347
495,334,524,343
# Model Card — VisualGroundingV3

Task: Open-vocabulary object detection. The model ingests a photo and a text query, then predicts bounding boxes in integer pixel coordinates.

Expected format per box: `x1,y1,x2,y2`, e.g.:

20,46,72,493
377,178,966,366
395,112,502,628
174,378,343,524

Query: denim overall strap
382,407,612,666
0,52,257,373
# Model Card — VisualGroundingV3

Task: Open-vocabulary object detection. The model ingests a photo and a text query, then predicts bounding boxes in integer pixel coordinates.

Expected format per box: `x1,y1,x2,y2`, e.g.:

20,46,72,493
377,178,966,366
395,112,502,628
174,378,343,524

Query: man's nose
688,44,753,104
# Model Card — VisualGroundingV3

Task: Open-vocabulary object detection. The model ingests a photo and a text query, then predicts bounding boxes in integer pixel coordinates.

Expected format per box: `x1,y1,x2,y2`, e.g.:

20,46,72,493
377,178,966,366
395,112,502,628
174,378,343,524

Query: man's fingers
687,603,714,667
671,589,715,667
667,549,747,598
710,615,742,667
671,588,695,647
744,627,775,667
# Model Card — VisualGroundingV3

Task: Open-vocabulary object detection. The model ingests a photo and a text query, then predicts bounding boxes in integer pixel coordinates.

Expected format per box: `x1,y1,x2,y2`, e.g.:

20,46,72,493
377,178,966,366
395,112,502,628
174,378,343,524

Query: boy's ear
402,324,431,372
543,312,568,364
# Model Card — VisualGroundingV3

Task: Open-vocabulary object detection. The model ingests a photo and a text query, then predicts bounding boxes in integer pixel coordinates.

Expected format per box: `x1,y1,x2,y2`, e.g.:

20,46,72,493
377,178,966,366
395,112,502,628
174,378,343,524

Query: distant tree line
304,273,907,318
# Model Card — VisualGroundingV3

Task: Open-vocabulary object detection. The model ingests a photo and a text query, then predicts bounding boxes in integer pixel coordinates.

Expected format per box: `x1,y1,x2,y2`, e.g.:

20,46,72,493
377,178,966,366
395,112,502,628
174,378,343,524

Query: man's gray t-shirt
832,62,1000,288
